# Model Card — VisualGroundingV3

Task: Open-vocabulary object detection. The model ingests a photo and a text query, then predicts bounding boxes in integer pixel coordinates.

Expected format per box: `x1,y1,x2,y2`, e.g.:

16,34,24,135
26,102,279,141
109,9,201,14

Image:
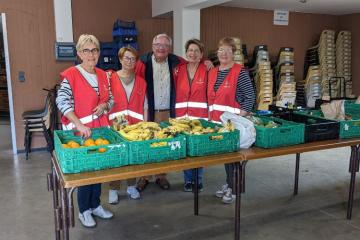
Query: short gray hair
76,34,100,51
152,33,172,46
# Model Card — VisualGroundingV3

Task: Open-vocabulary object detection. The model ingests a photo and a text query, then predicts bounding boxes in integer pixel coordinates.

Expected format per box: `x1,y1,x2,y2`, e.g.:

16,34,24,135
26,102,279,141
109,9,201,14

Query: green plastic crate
345,100,360,115
118,133,187,165
162,119,240,156
296,110,360,139
54,127,128,173
254,116,305,148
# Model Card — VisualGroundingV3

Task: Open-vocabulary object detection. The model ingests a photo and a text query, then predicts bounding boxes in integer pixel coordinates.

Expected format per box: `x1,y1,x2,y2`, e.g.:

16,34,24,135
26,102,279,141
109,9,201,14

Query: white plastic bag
220,112,256,149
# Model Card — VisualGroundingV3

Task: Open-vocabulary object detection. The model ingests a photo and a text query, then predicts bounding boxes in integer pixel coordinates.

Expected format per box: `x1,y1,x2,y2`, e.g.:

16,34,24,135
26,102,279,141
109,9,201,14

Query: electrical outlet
19,71,25,82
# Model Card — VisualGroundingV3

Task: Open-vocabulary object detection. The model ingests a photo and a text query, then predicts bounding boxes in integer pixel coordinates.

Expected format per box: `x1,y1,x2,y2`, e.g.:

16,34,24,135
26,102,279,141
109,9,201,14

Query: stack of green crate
54,127,128,173
254,116,305,148
297,109,360,139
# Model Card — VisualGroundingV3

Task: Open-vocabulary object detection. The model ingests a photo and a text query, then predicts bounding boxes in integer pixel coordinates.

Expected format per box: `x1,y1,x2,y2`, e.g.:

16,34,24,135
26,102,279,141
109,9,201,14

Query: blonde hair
118,46,138,60
218,37,236,53
76,34,100,51
152,33,172,46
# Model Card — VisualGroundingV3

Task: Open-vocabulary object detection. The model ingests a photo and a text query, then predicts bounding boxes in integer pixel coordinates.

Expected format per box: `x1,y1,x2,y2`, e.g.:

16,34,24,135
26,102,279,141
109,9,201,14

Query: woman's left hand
204,60,214,70
93,103,108,116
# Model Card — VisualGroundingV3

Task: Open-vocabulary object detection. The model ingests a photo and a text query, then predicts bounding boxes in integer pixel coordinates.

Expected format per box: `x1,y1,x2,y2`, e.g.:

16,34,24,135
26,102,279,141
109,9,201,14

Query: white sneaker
108,190,119,204
79,209,96,228
127,186,140,200
92,205,113,219
215,184,229,198
222,188,236,204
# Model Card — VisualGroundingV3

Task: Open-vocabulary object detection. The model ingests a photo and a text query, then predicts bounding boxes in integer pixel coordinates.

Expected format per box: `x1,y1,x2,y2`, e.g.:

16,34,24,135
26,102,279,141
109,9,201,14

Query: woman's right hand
75,122,91,138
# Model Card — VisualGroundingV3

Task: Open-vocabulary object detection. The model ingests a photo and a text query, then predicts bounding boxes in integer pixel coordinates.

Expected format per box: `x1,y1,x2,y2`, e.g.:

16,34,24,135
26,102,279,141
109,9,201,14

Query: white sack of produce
220,112,256,149
320,100,345,120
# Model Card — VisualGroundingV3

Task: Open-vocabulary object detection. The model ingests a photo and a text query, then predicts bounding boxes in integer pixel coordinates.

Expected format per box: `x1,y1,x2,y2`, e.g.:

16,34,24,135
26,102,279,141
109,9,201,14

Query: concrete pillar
173,8,200,57
53,0,73,42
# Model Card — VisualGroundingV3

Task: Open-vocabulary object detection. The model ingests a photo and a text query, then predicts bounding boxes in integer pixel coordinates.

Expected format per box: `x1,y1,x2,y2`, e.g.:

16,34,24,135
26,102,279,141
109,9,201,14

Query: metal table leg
294,153,301,195
234,161,246,240
193,168,199,216
60,186,70,240
347,145,360,219
48,158,61,240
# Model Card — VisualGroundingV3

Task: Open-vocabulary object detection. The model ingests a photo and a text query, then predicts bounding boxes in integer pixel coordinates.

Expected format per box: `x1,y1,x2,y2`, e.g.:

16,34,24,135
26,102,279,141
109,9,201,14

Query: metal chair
22,88,55,160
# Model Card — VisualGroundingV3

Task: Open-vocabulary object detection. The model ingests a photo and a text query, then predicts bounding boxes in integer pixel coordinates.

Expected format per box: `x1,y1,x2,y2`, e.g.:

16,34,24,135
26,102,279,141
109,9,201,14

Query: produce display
167,118,235,134
247,116,280,128
61,138,110,153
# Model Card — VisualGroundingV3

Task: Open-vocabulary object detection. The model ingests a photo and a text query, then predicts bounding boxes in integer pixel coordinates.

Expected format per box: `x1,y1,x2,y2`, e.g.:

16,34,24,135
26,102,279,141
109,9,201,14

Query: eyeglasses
82,48,100,55
153,43,170,49
217,48,233,54
187,49,201,54
122,56,137,63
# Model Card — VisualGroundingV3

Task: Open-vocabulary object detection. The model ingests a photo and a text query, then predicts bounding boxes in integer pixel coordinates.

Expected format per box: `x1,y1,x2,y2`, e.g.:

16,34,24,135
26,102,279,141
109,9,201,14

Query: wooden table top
53,138,360,188
241,138,360,160
53,151,244,188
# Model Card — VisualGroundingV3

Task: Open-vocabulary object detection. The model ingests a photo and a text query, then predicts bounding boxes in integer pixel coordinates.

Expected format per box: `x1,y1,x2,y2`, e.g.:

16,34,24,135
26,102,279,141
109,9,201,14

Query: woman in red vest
56,34,114,228
174,39,208,192
208,37,255,204
108,46,147,204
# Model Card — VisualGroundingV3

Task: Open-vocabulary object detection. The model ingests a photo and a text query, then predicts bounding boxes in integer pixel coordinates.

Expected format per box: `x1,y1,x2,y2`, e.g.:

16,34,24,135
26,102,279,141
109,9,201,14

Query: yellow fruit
87,143,96,147
83,138,95,147
68,141,80,148
98,148,107,153
102,139,110,145
95,138,104,146
62,144,70,148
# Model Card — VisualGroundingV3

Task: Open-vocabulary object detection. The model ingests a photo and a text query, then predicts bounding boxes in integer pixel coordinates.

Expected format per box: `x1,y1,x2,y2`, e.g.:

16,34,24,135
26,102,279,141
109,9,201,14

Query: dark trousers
77,184,101,213
225,163,234,189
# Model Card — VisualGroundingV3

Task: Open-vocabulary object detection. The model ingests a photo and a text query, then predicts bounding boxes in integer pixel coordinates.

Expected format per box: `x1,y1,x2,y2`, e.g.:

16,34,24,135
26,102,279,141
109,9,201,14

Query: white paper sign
274,10,289,25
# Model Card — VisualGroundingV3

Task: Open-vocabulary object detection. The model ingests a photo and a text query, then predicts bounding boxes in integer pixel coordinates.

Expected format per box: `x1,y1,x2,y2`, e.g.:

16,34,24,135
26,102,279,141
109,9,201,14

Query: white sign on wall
274,10,289,26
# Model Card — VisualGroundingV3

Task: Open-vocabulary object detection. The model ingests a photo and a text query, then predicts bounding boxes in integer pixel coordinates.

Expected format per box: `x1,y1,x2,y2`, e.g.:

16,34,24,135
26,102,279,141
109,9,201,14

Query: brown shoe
156,178,170,190
136,178,149,192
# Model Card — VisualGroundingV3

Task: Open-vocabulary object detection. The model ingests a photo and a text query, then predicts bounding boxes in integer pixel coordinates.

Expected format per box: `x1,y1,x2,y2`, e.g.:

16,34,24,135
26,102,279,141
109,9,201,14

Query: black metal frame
48,144,360,240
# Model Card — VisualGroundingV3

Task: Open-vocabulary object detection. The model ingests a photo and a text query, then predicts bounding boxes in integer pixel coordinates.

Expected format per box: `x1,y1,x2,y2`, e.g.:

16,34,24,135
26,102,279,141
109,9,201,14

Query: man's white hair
152,33,172,46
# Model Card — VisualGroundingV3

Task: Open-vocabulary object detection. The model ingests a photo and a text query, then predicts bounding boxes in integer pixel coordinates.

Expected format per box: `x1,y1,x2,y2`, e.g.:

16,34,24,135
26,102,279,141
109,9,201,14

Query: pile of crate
318,30,336,98
232,37,245,65
274,47,296,107
251,45,273,110
336,31,352,97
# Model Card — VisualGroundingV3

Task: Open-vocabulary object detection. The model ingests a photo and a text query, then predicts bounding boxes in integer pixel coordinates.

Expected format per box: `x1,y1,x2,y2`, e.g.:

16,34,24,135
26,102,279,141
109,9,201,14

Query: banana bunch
118,121,161,141
169,118,216,135
217,120,235,133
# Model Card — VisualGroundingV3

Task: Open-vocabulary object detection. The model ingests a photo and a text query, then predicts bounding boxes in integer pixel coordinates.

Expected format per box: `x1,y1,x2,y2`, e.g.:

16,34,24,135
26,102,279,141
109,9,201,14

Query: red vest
174,63,208,120
207,64,242,123
60,66,110,129
108,73,147,125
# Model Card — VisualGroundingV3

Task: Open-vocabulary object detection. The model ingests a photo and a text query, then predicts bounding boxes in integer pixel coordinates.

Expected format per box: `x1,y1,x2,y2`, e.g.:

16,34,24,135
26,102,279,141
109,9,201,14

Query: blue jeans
183,168,204,184
77,184,101,213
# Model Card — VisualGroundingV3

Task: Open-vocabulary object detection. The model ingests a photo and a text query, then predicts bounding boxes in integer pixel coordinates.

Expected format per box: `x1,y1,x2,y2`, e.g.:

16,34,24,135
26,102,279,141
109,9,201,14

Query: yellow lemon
62,144,70,148
95,138,104,146
83,138,95,147
102,139,110,145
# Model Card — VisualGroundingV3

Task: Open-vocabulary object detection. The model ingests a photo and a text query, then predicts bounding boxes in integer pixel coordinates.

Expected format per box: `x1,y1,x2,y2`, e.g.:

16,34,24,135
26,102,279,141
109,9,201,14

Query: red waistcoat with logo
174,63,208,119
109,73,147,125
207,64,243,123
60,66,110,129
